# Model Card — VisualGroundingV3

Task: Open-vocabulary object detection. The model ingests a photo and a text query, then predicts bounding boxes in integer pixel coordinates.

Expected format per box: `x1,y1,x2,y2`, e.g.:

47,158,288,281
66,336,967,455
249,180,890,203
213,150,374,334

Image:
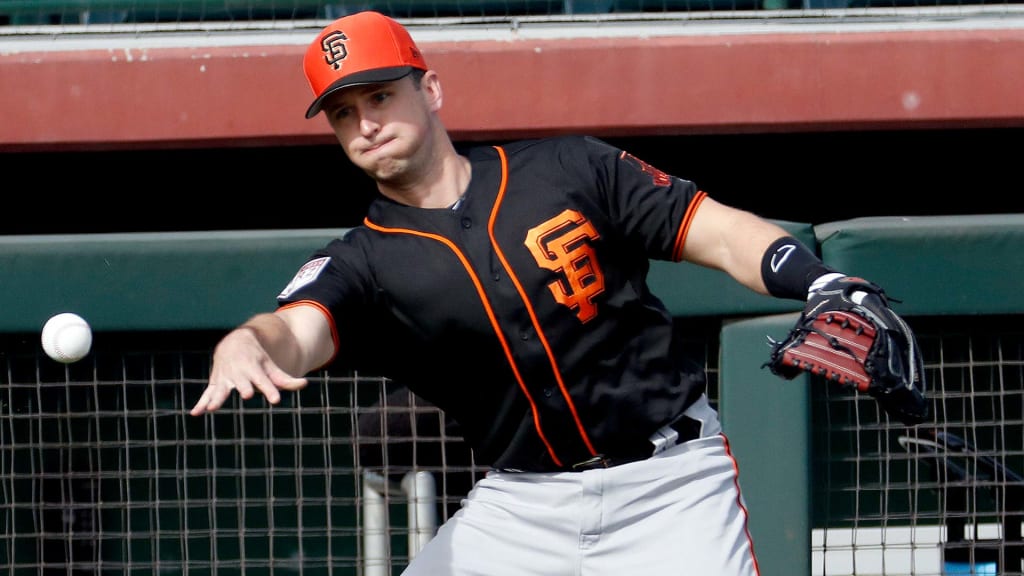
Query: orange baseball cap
303,11,428,119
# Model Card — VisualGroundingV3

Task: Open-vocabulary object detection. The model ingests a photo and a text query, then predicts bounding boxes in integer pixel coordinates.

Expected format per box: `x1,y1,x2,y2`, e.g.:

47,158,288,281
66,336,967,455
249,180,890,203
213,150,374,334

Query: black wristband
761,236,836,301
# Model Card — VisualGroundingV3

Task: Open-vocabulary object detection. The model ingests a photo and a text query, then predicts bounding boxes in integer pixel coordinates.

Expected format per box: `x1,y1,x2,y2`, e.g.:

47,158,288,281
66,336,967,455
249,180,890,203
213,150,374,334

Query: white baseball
41,312,93,364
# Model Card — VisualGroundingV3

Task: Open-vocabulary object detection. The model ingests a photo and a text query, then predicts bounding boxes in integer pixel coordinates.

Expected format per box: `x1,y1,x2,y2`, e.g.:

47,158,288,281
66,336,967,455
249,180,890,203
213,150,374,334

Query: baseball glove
764,276,929,426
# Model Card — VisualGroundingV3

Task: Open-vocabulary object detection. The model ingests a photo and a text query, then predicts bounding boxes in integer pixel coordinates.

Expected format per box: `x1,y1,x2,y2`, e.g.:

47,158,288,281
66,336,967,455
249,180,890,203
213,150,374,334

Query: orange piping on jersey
488,146,599,462
671,190,708,262
277,300,341,370
720,433,762,576
362,215,563,468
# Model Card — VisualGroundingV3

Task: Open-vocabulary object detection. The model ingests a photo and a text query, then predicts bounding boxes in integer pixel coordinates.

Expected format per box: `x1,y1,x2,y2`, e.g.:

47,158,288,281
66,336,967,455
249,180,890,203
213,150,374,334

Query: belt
570,414,704,471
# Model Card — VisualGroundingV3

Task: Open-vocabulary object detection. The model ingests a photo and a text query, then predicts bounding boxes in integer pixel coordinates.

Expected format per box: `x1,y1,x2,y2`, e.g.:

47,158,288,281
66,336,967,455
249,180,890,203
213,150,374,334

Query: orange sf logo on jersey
525,209,605,323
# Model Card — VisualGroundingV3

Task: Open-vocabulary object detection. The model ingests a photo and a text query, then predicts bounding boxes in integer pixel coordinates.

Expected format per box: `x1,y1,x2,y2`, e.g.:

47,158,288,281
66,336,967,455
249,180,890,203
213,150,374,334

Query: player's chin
365,159,410,184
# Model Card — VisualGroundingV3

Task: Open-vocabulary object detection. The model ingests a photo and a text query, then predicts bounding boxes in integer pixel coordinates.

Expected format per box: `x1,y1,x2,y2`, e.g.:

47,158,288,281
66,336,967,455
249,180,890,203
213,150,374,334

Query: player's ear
421,70,443,112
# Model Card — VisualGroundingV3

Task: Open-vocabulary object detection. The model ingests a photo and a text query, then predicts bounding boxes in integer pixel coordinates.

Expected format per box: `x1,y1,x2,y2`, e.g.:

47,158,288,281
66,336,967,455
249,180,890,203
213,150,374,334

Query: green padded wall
0,229,344,333
720,313,811,576
815,214,1024,316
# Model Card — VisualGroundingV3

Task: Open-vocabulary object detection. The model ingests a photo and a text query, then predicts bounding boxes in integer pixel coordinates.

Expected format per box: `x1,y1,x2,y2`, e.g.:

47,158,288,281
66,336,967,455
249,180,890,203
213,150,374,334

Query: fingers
190,332,310,416
189,379,241,416
264,362,309,393
190,368,309,416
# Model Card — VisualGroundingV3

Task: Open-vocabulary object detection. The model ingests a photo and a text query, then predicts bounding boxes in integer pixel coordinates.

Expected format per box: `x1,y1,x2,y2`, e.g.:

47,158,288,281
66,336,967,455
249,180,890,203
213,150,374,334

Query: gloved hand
764,275,930,426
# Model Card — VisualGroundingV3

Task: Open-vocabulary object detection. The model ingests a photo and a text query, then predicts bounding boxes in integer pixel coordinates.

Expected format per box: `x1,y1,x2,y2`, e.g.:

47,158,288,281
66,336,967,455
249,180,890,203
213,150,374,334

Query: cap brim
305,66,415,119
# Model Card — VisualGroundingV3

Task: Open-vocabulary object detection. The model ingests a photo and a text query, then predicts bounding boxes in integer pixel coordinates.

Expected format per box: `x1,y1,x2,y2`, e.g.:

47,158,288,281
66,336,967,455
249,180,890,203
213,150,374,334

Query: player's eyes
325,89,388,121
329,106,352,120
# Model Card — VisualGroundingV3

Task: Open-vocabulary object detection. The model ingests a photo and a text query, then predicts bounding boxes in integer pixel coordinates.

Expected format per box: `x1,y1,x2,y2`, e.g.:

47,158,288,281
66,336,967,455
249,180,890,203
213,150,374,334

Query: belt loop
648,413,704,457
649,425,679,456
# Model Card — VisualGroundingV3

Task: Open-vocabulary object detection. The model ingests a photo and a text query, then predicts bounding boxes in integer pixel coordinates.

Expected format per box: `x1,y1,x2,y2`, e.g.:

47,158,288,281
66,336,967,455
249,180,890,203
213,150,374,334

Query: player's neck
378,141,471,209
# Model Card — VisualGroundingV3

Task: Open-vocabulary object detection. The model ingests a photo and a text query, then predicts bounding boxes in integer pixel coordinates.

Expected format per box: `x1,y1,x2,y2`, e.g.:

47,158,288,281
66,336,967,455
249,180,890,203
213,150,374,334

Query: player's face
321,73,439,185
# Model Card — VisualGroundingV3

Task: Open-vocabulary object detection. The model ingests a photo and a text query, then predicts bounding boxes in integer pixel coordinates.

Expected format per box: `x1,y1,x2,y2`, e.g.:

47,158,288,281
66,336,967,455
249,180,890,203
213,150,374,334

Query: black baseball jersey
277,135,709,472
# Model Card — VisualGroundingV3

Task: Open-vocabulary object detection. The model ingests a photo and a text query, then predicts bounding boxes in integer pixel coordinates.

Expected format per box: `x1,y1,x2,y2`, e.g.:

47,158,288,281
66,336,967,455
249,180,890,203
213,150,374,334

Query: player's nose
353,106,382,137
358,114,381,138
356,112,380,138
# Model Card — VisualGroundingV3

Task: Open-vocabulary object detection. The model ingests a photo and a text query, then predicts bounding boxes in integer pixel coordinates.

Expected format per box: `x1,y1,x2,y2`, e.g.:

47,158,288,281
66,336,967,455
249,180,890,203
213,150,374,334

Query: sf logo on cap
321,30,349,70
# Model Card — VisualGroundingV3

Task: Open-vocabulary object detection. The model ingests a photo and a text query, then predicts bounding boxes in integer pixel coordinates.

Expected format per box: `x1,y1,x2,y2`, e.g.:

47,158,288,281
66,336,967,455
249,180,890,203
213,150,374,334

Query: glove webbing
774,310,875,391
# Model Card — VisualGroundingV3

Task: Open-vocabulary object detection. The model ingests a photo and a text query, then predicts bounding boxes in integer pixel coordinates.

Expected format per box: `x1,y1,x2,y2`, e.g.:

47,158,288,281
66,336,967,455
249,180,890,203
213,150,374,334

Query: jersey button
543,388,554,397
460,217,472,229
492,272,500,281
520,331,530,341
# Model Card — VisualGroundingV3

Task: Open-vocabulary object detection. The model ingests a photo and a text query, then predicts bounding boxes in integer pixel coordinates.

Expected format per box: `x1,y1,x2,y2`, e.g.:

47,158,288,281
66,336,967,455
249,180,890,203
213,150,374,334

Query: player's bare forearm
189,310,326,416
237,312,315,374
682,197,791,294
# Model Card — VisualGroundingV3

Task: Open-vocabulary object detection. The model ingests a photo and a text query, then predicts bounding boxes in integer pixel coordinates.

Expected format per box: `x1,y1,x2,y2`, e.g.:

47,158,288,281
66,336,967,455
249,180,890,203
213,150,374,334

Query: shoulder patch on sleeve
278,256,331,299
620,151,672,187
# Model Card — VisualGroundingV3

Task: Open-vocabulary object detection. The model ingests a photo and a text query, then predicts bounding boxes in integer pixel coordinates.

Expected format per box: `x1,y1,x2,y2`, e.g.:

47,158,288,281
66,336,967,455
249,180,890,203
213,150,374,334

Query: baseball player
190,10,924,575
